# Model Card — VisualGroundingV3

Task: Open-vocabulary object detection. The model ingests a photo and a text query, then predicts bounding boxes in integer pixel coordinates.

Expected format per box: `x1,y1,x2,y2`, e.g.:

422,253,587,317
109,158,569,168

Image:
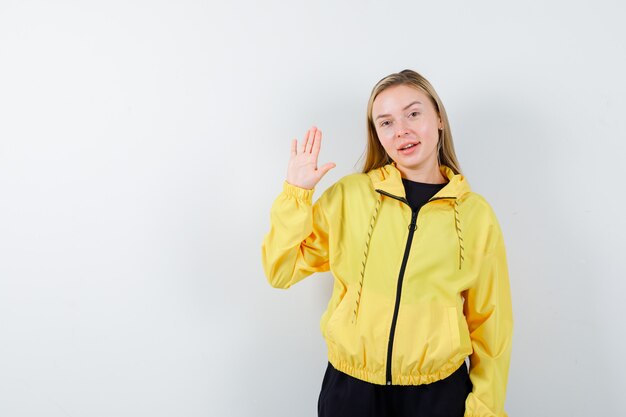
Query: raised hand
286,126,336,190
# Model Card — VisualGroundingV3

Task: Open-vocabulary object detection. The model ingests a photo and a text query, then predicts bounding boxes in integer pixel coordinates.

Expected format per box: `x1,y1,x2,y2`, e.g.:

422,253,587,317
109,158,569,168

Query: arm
261,126,336,289
463,222,514,417
261,181,331,289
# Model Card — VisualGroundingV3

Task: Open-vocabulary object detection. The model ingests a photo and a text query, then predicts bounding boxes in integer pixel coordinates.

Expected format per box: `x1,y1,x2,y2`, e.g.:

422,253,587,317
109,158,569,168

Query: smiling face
371,84,445,182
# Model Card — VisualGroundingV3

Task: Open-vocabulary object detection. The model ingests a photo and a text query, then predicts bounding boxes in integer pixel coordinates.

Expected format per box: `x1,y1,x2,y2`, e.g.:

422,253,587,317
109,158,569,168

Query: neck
396,162,447,184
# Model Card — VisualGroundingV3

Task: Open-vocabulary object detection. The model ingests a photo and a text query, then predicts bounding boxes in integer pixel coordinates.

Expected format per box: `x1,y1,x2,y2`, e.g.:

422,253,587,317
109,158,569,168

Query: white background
1,0,624,416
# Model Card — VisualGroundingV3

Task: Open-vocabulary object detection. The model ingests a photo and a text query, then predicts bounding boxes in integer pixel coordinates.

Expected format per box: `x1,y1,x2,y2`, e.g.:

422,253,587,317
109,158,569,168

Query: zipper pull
408,210,418,231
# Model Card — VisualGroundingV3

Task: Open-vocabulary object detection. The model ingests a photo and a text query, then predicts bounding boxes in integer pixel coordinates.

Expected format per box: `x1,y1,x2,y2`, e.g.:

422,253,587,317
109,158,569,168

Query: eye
408,111,420,118
380,120,391,127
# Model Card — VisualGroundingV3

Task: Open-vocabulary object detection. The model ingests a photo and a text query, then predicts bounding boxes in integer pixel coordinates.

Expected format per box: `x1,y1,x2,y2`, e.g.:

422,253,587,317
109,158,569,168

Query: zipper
375,188,456,385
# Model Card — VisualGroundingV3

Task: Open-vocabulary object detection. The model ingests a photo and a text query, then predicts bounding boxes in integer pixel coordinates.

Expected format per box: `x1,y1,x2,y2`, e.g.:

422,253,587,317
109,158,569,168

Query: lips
398,141,420,150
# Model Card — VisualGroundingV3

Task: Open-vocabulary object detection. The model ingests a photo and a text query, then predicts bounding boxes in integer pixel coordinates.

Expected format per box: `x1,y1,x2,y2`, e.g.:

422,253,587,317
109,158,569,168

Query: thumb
317,162,336,179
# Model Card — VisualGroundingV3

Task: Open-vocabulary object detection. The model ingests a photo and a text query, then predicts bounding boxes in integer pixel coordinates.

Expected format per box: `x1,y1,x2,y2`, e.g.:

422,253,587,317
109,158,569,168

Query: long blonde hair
360,69,462,175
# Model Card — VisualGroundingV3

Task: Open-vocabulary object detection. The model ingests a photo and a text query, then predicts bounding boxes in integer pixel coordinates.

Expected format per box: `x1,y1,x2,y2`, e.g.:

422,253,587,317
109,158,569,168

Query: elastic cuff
282,181,314,203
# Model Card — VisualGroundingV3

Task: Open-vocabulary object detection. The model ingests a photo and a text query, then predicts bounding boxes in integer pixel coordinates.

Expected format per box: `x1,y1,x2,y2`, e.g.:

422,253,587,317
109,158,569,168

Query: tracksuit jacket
261,162,514,417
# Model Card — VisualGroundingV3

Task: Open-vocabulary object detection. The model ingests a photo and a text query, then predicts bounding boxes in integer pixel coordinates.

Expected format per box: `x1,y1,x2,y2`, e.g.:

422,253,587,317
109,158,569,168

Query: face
372,84,443,177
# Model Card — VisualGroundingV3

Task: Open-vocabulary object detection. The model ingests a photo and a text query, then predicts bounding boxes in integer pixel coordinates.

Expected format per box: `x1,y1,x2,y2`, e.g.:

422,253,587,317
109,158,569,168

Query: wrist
282,181,315,203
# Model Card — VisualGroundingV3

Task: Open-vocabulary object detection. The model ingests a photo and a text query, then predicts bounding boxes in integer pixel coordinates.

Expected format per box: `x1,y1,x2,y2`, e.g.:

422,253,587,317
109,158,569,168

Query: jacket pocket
446,306,461,353
325,287,355,344
393,303,462,371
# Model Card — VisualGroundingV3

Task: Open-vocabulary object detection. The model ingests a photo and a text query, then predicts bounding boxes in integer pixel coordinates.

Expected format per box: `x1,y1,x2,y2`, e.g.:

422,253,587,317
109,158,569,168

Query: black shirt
401,178,448,211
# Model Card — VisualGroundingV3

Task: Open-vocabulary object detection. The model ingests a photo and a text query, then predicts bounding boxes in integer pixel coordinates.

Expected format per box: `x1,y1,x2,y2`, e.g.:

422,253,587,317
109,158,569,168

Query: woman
261,70,513,417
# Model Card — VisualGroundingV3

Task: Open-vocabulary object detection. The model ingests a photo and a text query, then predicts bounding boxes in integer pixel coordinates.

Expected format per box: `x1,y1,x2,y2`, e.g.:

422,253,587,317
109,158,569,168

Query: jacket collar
367,162,471,201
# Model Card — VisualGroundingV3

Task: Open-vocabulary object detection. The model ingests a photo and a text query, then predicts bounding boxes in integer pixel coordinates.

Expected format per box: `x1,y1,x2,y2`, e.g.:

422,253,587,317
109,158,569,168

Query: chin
398,156,426,166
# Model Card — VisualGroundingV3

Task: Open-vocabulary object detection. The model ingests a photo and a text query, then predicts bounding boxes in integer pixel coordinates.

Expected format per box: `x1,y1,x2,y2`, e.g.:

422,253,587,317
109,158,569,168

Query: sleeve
463,221,514,417
261,180,331,289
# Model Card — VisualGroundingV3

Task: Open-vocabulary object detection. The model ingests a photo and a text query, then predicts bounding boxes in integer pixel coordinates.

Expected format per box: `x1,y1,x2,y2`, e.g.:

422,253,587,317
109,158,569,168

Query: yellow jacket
261,163,513,417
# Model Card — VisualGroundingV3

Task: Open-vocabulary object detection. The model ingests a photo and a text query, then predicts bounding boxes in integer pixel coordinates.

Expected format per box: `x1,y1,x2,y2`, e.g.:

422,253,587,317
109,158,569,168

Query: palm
286,127,336,190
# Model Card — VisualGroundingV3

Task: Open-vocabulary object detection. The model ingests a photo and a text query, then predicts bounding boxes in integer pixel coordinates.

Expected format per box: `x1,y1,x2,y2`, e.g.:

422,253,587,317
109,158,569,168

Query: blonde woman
262,70,513,417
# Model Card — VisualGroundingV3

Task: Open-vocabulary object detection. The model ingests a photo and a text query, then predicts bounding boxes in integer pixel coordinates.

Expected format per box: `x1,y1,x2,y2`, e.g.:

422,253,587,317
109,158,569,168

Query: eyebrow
375,101,423,120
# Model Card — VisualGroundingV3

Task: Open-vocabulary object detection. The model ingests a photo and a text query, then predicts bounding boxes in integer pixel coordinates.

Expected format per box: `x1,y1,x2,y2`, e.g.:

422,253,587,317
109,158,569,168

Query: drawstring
352,194,382,324
453,200,464,269
352,195,463,324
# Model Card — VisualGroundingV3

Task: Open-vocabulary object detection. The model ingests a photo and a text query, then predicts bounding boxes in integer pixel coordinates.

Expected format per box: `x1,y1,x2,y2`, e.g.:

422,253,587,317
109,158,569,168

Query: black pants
318,361,472,417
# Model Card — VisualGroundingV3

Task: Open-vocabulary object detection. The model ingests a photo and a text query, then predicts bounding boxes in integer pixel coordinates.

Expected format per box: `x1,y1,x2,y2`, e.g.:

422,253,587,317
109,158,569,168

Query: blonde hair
359,69,462,175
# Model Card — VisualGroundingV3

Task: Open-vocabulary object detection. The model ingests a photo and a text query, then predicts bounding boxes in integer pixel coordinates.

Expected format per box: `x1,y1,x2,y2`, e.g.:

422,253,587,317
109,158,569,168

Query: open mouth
398,142,420,153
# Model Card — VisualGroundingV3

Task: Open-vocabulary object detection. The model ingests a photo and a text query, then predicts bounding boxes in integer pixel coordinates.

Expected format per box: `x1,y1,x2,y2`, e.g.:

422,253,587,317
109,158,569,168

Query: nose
395,123,410,138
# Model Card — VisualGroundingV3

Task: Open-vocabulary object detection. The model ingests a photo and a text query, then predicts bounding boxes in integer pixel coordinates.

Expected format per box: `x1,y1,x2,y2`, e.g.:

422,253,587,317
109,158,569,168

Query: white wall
1,0,624,416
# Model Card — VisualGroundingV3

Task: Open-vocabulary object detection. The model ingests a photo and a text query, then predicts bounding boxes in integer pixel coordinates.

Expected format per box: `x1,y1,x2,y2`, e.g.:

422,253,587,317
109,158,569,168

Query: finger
306,126,321,153
291,139,297,157
306,126,318,154
317,162,336,178
311,129,322,156
300,127,314,154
